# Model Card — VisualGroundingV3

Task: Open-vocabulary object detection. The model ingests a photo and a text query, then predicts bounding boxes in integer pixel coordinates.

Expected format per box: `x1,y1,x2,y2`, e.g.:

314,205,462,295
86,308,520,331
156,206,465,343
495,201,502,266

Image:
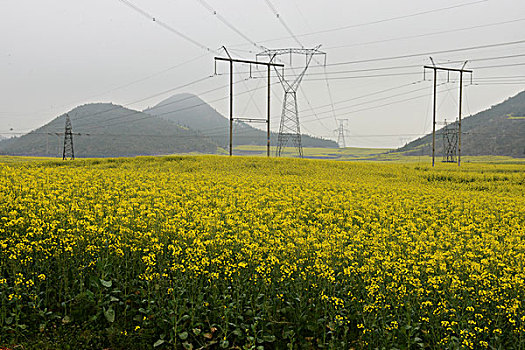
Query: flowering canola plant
0,156,524,349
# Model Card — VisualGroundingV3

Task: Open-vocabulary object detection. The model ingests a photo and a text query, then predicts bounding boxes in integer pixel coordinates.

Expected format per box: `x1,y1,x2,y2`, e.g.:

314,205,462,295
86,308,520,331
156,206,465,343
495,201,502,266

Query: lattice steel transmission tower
257,46,325,157
335,119,349,148
442,119,458,163
62,114,74,160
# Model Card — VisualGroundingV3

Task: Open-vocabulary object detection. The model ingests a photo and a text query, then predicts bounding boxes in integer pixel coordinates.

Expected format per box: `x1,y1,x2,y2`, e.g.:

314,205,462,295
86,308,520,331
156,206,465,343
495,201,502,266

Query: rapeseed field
0,156,524,349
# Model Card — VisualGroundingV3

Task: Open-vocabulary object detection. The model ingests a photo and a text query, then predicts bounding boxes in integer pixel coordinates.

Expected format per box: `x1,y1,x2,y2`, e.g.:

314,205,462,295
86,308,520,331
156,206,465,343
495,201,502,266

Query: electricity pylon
257,46,325,158
62,114,74,160
442,119,458,163
335,119,349,148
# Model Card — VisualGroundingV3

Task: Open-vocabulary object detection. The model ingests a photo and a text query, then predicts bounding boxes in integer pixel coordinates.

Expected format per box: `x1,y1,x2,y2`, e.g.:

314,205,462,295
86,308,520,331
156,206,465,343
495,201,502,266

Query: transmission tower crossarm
214,57,284,67
423,65,472,73
257,46,325,57
258,46,325,90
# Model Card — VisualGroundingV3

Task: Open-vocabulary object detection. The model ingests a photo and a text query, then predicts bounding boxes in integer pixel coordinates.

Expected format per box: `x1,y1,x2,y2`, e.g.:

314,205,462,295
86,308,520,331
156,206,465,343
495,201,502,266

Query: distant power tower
442,119,458,163
257,46,325,158
62,114,74,160
335,119,349,148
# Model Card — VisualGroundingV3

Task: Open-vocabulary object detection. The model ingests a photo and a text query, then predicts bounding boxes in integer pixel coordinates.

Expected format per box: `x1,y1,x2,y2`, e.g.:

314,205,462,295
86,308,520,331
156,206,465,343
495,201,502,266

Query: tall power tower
257,46,325,158
62,114,74,160
442,119,458,163
335,119,349,148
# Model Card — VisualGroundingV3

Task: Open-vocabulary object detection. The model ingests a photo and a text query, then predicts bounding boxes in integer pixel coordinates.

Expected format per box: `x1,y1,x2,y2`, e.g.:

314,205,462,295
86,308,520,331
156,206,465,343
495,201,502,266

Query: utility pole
257,46,325,158
335,119,349,148
424,59,472,166
62,114,74,160
214,48,283,157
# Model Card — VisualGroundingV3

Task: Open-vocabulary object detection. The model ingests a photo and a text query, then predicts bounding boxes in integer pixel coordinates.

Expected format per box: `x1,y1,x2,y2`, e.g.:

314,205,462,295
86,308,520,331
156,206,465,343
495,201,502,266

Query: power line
0,54,212,120
301,85,451,124
322,65,338,126
300,83,435,122
304,72,422,80
6,0,220,133
123,76,216,107
263,0,303,47
7,48,522,140
324,17,525,50
315,133,429,138
472,75,525,79
298,86,333,133
296,62,525,81
4,128,515,139
10,74,277,136
116,0,216,53
195,0,264,50
471,62,525,69
301,0,489,38
84,53,211,100
473,82,525,85
322,39,525,67
10,61,521,135
298,80,425,113
2,126,240,138
71,75,216,129
222,52,525,77
31,61,520,135
80,79,282,131
233,0,489,46
84,69,271,130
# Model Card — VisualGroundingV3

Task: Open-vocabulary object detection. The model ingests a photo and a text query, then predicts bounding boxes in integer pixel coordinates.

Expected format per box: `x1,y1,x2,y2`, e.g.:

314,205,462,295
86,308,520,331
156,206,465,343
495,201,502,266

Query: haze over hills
397,90,525,158
2,90,523,159
144,93,338,148
0,103,218,157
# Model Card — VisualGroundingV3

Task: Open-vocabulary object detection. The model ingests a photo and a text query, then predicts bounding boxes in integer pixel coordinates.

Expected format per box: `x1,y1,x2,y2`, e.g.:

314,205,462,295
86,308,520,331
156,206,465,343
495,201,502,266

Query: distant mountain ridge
0,103,218,157
397,90,525,157
7,90,521,159
144,93,338,148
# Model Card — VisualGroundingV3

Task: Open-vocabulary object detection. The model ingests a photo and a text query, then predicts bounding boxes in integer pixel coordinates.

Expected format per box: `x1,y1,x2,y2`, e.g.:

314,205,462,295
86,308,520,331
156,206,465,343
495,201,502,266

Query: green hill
397,90,525,158
0,103,218,157
144,93,338,148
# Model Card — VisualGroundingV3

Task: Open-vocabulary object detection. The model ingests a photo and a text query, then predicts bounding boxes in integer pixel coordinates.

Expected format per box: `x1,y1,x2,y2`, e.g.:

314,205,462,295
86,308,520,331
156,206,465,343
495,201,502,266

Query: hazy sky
1,0,524,147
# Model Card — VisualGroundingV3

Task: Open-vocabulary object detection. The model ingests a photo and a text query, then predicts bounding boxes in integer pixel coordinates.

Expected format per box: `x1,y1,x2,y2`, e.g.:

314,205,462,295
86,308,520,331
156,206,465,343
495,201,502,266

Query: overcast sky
1,0,524,147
